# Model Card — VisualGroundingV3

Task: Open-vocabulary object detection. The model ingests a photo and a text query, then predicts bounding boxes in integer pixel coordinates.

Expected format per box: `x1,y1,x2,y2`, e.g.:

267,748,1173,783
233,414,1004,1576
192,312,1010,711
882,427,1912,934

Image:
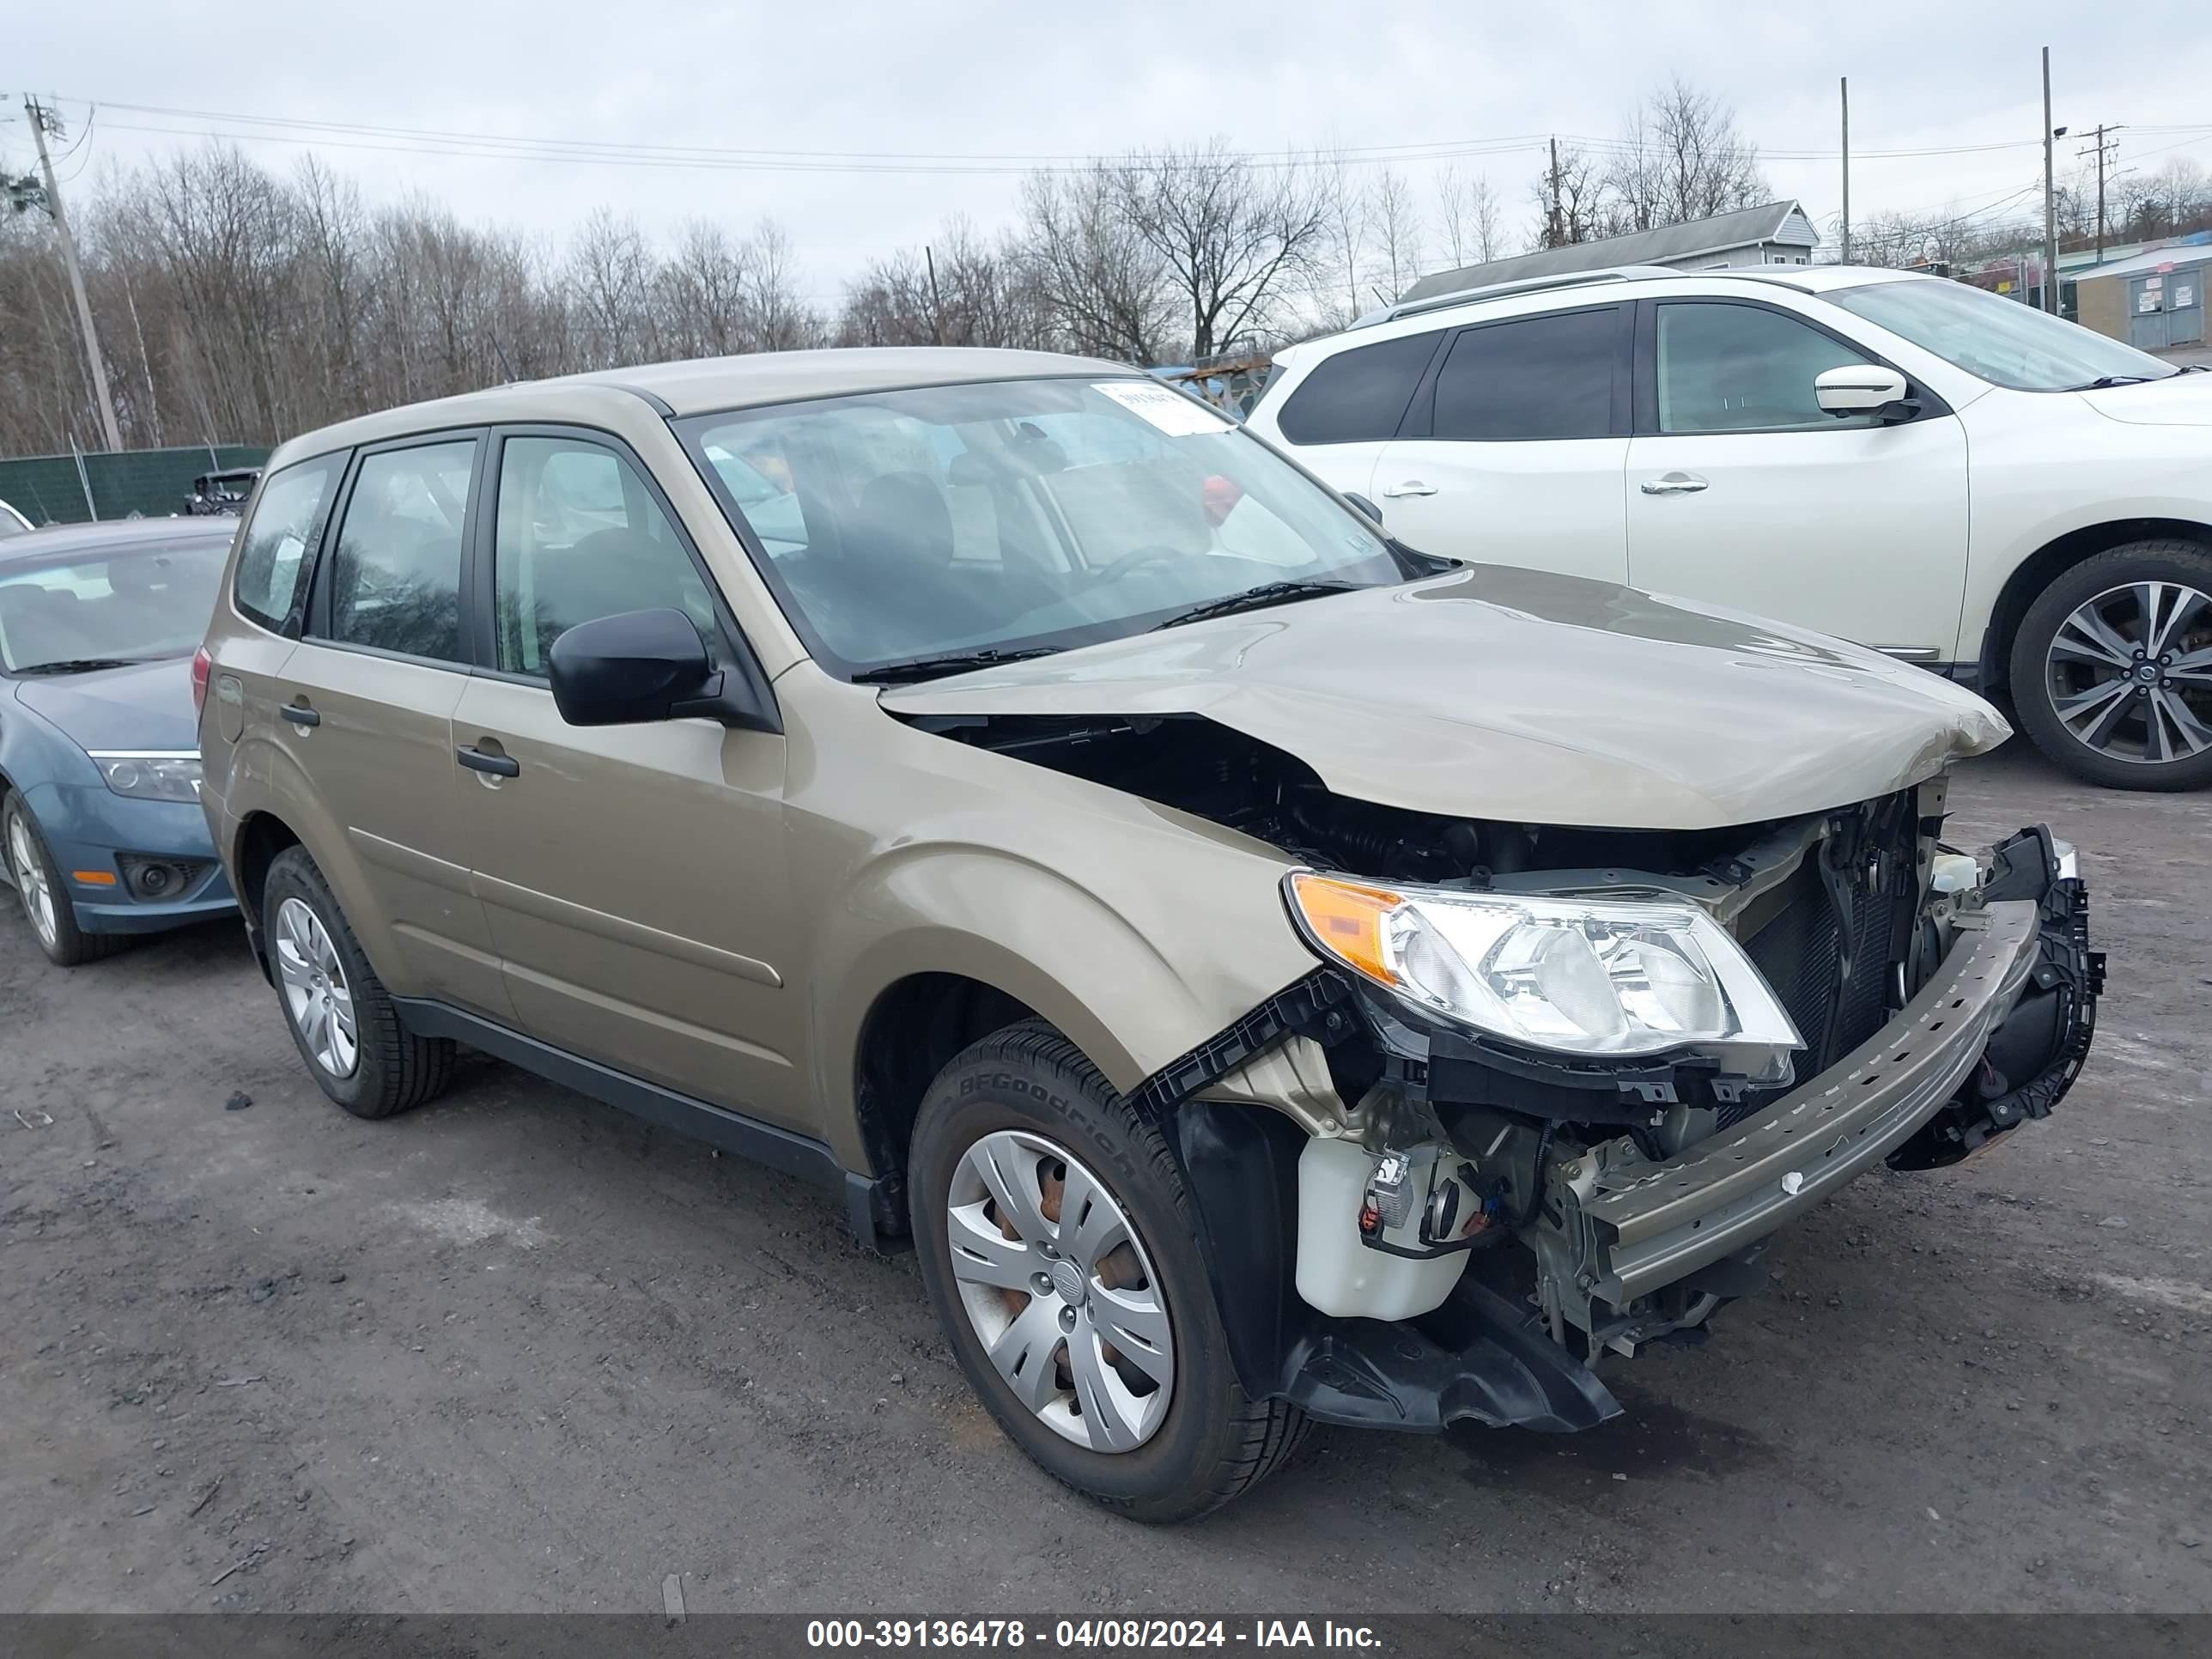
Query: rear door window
233,456,341,631
314,439,478,663
1430,308,1622,441
1273,331,1441,445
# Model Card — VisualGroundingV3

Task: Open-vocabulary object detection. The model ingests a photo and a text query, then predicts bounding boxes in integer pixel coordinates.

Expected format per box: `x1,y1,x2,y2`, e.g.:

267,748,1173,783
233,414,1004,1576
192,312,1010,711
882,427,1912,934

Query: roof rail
1352,265,1679,329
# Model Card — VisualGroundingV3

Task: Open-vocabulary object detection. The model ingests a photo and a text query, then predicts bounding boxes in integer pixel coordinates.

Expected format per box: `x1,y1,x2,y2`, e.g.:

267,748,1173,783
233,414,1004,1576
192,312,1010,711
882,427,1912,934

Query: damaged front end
1139,778,2103,1437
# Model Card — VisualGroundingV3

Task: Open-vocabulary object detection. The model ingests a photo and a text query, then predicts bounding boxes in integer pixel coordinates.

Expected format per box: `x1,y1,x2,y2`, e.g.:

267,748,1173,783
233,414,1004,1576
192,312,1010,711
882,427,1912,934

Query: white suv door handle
1382,480,1437,498
1640,472,1710,495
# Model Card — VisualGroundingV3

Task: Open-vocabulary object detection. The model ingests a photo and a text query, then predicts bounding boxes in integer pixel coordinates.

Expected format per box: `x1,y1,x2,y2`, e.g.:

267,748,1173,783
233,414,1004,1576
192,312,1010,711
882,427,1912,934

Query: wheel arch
1979,516,2212,690
231,809,304,933
848,971,1043,1233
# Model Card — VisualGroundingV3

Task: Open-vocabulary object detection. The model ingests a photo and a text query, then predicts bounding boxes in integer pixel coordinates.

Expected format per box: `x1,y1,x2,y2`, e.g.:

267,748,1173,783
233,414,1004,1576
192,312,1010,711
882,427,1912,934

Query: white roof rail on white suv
1249,264,2212,791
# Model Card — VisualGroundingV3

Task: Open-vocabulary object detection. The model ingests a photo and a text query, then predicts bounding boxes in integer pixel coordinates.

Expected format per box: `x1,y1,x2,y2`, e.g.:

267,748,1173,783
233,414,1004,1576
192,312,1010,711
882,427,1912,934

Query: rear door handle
279,702,320,727
1382,480,1437,498
1640,472,1710,495
455,744,520,779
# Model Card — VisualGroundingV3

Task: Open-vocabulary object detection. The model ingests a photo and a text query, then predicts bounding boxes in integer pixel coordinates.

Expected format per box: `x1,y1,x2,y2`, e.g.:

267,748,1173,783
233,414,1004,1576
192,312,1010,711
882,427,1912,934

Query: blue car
0,519,239,965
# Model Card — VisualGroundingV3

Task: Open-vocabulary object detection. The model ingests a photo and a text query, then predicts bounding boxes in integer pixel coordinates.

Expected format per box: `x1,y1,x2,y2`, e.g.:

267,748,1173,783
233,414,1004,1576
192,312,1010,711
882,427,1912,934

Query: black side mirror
548,608,770,729
1343,492,1384,528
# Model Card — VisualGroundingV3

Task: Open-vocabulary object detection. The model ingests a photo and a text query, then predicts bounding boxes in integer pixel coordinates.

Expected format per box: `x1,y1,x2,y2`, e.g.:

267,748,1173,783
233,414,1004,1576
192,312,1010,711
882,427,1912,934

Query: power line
66,92,2191,177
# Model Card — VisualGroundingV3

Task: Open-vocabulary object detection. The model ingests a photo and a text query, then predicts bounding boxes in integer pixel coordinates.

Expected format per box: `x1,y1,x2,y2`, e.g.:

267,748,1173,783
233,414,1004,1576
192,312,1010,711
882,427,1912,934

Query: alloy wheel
2044,580,2212,766
7,814,58,950
275,896,359,1078
945,1129,1176,1453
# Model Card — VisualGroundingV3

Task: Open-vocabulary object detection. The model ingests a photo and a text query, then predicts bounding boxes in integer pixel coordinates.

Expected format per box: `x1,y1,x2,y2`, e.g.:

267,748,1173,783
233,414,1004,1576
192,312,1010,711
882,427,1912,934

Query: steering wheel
1083,544,1188,587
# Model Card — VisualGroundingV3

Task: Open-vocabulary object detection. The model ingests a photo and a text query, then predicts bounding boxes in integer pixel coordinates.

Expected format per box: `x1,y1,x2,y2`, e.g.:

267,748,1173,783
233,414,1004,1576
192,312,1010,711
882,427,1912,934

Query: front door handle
456,744,520,779
1640,472,1710,495
1382,480,1438,498
279,702,320,727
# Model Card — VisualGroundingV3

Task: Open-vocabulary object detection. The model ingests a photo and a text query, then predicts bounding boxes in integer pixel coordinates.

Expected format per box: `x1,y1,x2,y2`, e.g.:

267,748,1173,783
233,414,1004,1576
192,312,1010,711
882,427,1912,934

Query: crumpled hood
13,657,199,752
2081,371,2212,427
881,567,2011,830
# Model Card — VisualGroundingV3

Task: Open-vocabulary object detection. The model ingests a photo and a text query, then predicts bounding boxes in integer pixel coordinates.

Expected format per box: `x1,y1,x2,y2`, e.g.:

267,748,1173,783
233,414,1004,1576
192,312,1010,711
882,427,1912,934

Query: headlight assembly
88,750,203,804
1285,871,1802,1067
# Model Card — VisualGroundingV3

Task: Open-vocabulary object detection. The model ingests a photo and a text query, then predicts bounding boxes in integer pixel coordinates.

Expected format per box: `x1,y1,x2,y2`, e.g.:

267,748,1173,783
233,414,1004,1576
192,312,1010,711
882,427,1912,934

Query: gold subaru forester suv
198,348,2101,1519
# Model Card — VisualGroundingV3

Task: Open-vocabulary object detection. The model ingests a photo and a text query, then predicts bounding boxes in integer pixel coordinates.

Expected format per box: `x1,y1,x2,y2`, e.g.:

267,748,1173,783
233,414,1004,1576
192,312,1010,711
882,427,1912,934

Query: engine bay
919,711,1777,884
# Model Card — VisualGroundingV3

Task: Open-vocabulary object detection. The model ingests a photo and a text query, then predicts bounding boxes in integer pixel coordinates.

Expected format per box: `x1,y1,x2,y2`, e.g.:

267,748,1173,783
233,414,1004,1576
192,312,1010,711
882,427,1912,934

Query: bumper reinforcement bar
1577,899,2042,1303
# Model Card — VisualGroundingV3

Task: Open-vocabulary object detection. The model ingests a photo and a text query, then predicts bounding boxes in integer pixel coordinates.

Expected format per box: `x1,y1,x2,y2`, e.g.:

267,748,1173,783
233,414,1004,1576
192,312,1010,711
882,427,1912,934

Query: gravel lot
3,735,2208,1616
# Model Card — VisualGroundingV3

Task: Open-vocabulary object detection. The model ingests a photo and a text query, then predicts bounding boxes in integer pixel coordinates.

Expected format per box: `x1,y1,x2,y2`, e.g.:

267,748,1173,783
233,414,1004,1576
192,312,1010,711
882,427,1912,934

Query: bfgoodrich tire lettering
261,846,454,1119
910,1019,1308,1522
2009,540,2212,791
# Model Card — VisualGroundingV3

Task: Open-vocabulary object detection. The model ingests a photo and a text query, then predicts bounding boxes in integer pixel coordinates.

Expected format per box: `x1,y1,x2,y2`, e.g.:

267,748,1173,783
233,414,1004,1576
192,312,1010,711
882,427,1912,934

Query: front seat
834,471,984,654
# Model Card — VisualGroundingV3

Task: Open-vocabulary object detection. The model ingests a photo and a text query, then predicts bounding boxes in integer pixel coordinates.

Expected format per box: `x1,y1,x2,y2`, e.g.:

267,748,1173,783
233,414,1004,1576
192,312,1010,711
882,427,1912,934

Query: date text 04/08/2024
804,1620,1382,1649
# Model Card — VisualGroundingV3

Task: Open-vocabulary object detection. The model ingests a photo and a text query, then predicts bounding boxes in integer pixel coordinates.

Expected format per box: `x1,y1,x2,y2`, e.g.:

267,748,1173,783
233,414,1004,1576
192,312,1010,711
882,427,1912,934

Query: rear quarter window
233,455,342,631
1273,330,1441,446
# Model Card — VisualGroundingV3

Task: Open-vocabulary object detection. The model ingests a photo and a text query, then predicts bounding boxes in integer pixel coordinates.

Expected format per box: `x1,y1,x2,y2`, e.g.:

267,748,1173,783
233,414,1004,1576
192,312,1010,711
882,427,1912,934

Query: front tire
262,845,453,1119
909,1020,1307,1522
3,790,126,967
2009,541,2212,790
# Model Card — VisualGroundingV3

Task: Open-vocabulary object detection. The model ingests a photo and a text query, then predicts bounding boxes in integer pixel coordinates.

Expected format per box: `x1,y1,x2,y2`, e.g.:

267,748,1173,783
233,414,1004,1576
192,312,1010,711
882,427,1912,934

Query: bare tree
1530,141,1605,248
1016,167,1174,363
566,208,659,368
1602,77,1769,234
1311,153,1370,328
1113,140,1328,361
1434,165,1501,269
1365,166,1425,302
659,218,751,357
736,220,821,352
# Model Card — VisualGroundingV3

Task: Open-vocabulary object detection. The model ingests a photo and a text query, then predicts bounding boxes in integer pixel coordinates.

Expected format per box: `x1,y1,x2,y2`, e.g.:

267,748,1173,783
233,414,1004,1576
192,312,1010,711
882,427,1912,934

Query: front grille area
1729,799,1919,1127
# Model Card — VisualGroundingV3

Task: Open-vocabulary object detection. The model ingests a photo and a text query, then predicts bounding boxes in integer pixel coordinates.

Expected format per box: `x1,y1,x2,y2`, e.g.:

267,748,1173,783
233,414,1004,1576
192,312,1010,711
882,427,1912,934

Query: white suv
1248,265,2212,790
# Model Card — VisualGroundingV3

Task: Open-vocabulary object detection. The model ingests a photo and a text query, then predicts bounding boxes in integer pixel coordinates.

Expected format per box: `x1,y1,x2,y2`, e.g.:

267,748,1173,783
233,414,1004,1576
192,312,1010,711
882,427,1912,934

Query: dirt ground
3,738,2208,1617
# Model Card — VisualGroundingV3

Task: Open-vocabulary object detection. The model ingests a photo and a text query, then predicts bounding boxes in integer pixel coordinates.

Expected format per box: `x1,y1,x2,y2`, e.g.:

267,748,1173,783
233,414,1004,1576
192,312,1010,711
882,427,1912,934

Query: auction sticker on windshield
1094,380,1237,436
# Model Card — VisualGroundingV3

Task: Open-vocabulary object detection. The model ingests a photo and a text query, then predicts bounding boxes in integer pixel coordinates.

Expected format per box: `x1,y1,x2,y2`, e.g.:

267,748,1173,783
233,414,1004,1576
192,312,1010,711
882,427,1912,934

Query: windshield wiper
2070,374,2161,389
14,657,145,677
1153,580,1365,630
852,647,1061,685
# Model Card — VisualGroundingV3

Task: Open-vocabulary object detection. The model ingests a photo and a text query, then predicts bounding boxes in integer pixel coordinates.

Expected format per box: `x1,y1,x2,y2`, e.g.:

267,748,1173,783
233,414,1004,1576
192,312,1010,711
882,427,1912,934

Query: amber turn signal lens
1286,872,1403,986
72,870,118,886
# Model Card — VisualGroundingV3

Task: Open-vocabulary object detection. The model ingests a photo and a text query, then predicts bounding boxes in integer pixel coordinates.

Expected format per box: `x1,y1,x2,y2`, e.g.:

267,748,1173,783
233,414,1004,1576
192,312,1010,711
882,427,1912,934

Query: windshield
0,538,230,673
678,376,1407,678
1829,277,2179,392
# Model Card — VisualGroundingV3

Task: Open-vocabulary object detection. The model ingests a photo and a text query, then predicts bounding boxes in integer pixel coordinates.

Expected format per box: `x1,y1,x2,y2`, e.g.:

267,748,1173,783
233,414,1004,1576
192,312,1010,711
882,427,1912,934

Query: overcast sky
12,1,2212,305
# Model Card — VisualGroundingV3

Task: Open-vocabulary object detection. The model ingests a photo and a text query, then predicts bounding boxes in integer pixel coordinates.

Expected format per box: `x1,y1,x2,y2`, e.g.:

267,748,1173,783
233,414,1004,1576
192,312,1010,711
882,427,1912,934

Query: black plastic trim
390,997,902,1250
1126,969,1352,1115
1162,1097,1620,1434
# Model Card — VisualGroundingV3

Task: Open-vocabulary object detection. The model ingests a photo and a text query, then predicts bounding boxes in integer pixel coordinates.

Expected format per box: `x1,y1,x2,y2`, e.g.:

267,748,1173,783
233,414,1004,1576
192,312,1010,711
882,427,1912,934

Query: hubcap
7,814,58,949
2045,580,2212,765
275,896,359,1079
944,1129,1175,1452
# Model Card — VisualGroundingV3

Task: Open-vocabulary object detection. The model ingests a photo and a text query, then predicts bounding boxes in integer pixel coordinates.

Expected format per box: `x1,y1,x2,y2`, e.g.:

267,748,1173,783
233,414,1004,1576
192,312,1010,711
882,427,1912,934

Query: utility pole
924,245,946,346
1547,137,1565,248
23,96,123,452
2041,49,2061,314
2076,124,2124,264
1839,77,1851,264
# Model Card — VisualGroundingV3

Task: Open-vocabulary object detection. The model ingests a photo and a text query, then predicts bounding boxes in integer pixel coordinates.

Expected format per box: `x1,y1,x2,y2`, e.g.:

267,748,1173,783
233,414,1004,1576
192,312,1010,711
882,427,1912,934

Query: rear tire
3,790,127,968
909,1019,1308,1522
262,846,453,1119
2009,541,2212,791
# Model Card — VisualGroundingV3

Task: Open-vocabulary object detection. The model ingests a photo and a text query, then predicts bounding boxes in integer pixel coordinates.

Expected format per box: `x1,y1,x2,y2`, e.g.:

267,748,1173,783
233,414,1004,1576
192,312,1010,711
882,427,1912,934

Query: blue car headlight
88,750,204,804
